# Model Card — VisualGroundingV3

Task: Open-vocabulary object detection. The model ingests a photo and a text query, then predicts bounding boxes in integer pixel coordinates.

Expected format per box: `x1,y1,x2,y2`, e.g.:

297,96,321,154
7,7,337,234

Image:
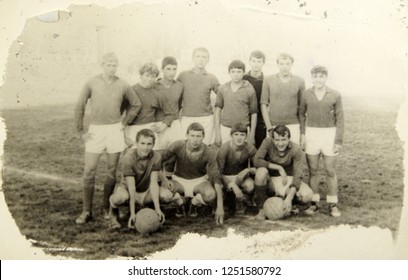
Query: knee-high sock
103,177,116,211
83,178,95,213
254,184,268,210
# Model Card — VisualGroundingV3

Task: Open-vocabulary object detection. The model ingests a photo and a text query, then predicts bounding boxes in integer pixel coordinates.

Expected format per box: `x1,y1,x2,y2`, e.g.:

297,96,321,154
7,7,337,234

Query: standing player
160,123,225,225
254,125,313,220
243,50,266,148
214,60,257,147
217,123,257,214
153,57,184,150
124,63,160,149
74,52,142,224
177,47,220,145
299,66,344,217
260,53,305,144
109,129,173,229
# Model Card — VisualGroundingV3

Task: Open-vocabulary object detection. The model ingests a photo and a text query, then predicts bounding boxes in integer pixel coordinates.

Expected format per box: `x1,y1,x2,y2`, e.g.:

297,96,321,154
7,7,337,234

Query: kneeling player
217,123,257,214
109,129,173,228
160,122,225,225
254,125,313,219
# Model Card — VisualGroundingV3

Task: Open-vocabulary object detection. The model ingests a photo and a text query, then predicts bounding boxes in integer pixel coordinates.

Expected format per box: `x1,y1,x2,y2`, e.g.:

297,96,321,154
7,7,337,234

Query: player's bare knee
84,167,97,179
202,188,216,204
325,167,336,178
255,167,268,186
159,188,173,204
243,179,255,193
110,191,128,207
308,166,319,176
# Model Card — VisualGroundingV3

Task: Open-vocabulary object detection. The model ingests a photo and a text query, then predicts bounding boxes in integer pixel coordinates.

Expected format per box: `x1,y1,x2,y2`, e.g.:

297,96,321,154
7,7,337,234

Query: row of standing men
74,48,344,227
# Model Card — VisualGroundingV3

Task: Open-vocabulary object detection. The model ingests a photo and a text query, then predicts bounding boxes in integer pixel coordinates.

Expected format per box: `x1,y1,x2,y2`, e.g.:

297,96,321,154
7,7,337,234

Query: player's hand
162,178,175,192
333,144,342,155
214,134,222,147
215,206,224,225
232,186,244,200
282,197,292,217
156,209,165,224
128,214,136,229
279,168,288,186
153,122,168,133
300,134,306,151
247,136,255,147
247,167,257,175
124,136,134,148
81,132,93,142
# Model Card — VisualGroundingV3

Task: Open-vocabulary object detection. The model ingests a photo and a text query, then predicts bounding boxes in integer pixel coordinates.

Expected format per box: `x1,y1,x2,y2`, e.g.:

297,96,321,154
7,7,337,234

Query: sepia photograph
1,0,408,260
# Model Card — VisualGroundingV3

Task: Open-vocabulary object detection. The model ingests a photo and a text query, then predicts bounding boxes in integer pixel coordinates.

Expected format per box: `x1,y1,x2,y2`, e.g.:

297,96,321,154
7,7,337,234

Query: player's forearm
286,186,297,201
214,107,221,134
150,182,161,212
268,163,284,173
249,113,257,139
214,183,224,210
261,104,271,130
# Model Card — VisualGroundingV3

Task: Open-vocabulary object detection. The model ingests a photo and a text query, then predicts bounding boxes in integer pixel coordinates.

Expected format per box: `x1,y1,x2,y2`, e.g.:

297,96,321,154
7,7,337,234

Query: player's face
229,68,244,83
193,51,209,69
187,130,204,149
231,131,247,146
272,132,290,152
101,60,118,77
312,73,327,89
140,72,157,88
136,135,154,157
162,64,177,80
249,57,264,72
277,58,293,76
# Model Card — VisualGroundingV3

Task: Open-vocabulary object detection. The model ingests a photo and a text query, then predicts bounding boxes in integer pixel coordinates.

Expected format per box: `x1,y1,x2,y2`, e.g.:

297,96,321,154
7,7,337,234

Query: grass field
0,95,405,259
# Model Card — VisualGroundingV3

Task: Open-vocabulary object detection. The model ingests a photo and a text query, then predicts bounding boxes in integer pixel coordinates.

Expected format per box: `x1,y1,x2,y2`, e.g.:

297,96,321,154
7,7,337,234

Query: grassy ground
0,95,405,259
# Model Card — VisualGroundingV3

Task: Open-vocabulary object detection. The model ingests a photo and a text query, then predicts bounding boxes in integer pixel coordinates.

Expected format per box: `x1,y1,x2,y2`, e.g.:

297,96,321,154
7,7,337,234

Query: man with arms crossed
243,50,267,148
160,123,225,225
299,66,344,217
214,60,258,147
75,52,141,224
260,53,305,144
177,47,220,145
217,123,257,214
254,125,313,220
109,129,172,228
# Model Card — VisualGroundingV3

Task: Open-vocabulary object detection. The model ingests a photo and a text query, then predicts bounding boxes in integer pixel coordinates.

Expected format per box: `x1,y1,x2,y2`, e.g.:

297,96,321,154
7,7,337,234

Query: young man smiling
108,129,173,229
253,125,313,220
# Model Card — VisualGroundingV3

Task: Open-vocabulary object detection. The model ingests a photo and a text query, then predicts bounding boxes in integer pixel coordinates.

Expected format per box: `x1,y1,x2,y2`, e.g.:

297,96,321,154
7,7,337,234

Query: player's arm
333,93,344,154
248,112,257,147
260,80,272,132
158,170,174,192
126,176,137,228
214,182,224,225
214,89,223,147
208,149,224,225
74,82,91,137
149,171,165,223
299,91,307,150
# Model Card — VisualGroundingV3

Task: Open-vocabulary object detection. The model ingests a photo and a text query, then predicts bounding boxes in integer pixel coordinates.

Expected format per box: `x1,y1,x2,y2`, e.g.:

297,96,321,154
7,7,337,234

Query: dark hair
136,129,156,144
230,123,248,135
271,125,291,139
186,122,205,136
228,60,245,72
311,65,328,76
249,50,266,62
162,56,178,69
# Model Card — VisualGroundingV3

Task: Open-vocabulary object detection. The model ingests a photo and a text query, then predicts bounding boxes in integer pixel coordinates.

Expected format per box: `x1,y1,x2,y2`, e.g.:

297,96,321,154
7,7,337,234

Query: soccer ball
263,197,285,220
135,208,161,235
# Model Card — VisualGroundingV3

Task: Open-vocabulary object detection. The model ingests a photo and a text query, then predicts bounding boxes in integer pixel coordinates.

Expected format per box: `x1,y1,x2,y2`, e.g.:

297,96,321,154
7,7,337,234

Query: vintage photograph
0,0,407,260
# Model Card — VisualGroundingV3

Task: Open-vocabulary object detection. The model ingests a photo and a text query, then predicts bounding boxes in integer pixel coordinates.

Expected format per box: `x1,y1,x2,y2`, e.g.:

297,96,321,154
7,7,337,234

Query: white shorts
85,122,126,154
125,123,159,150
305,127,337,156
270,176,311,198
156,119,184,150
172,174,208,198
267,124,300,144
181,115,214,145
